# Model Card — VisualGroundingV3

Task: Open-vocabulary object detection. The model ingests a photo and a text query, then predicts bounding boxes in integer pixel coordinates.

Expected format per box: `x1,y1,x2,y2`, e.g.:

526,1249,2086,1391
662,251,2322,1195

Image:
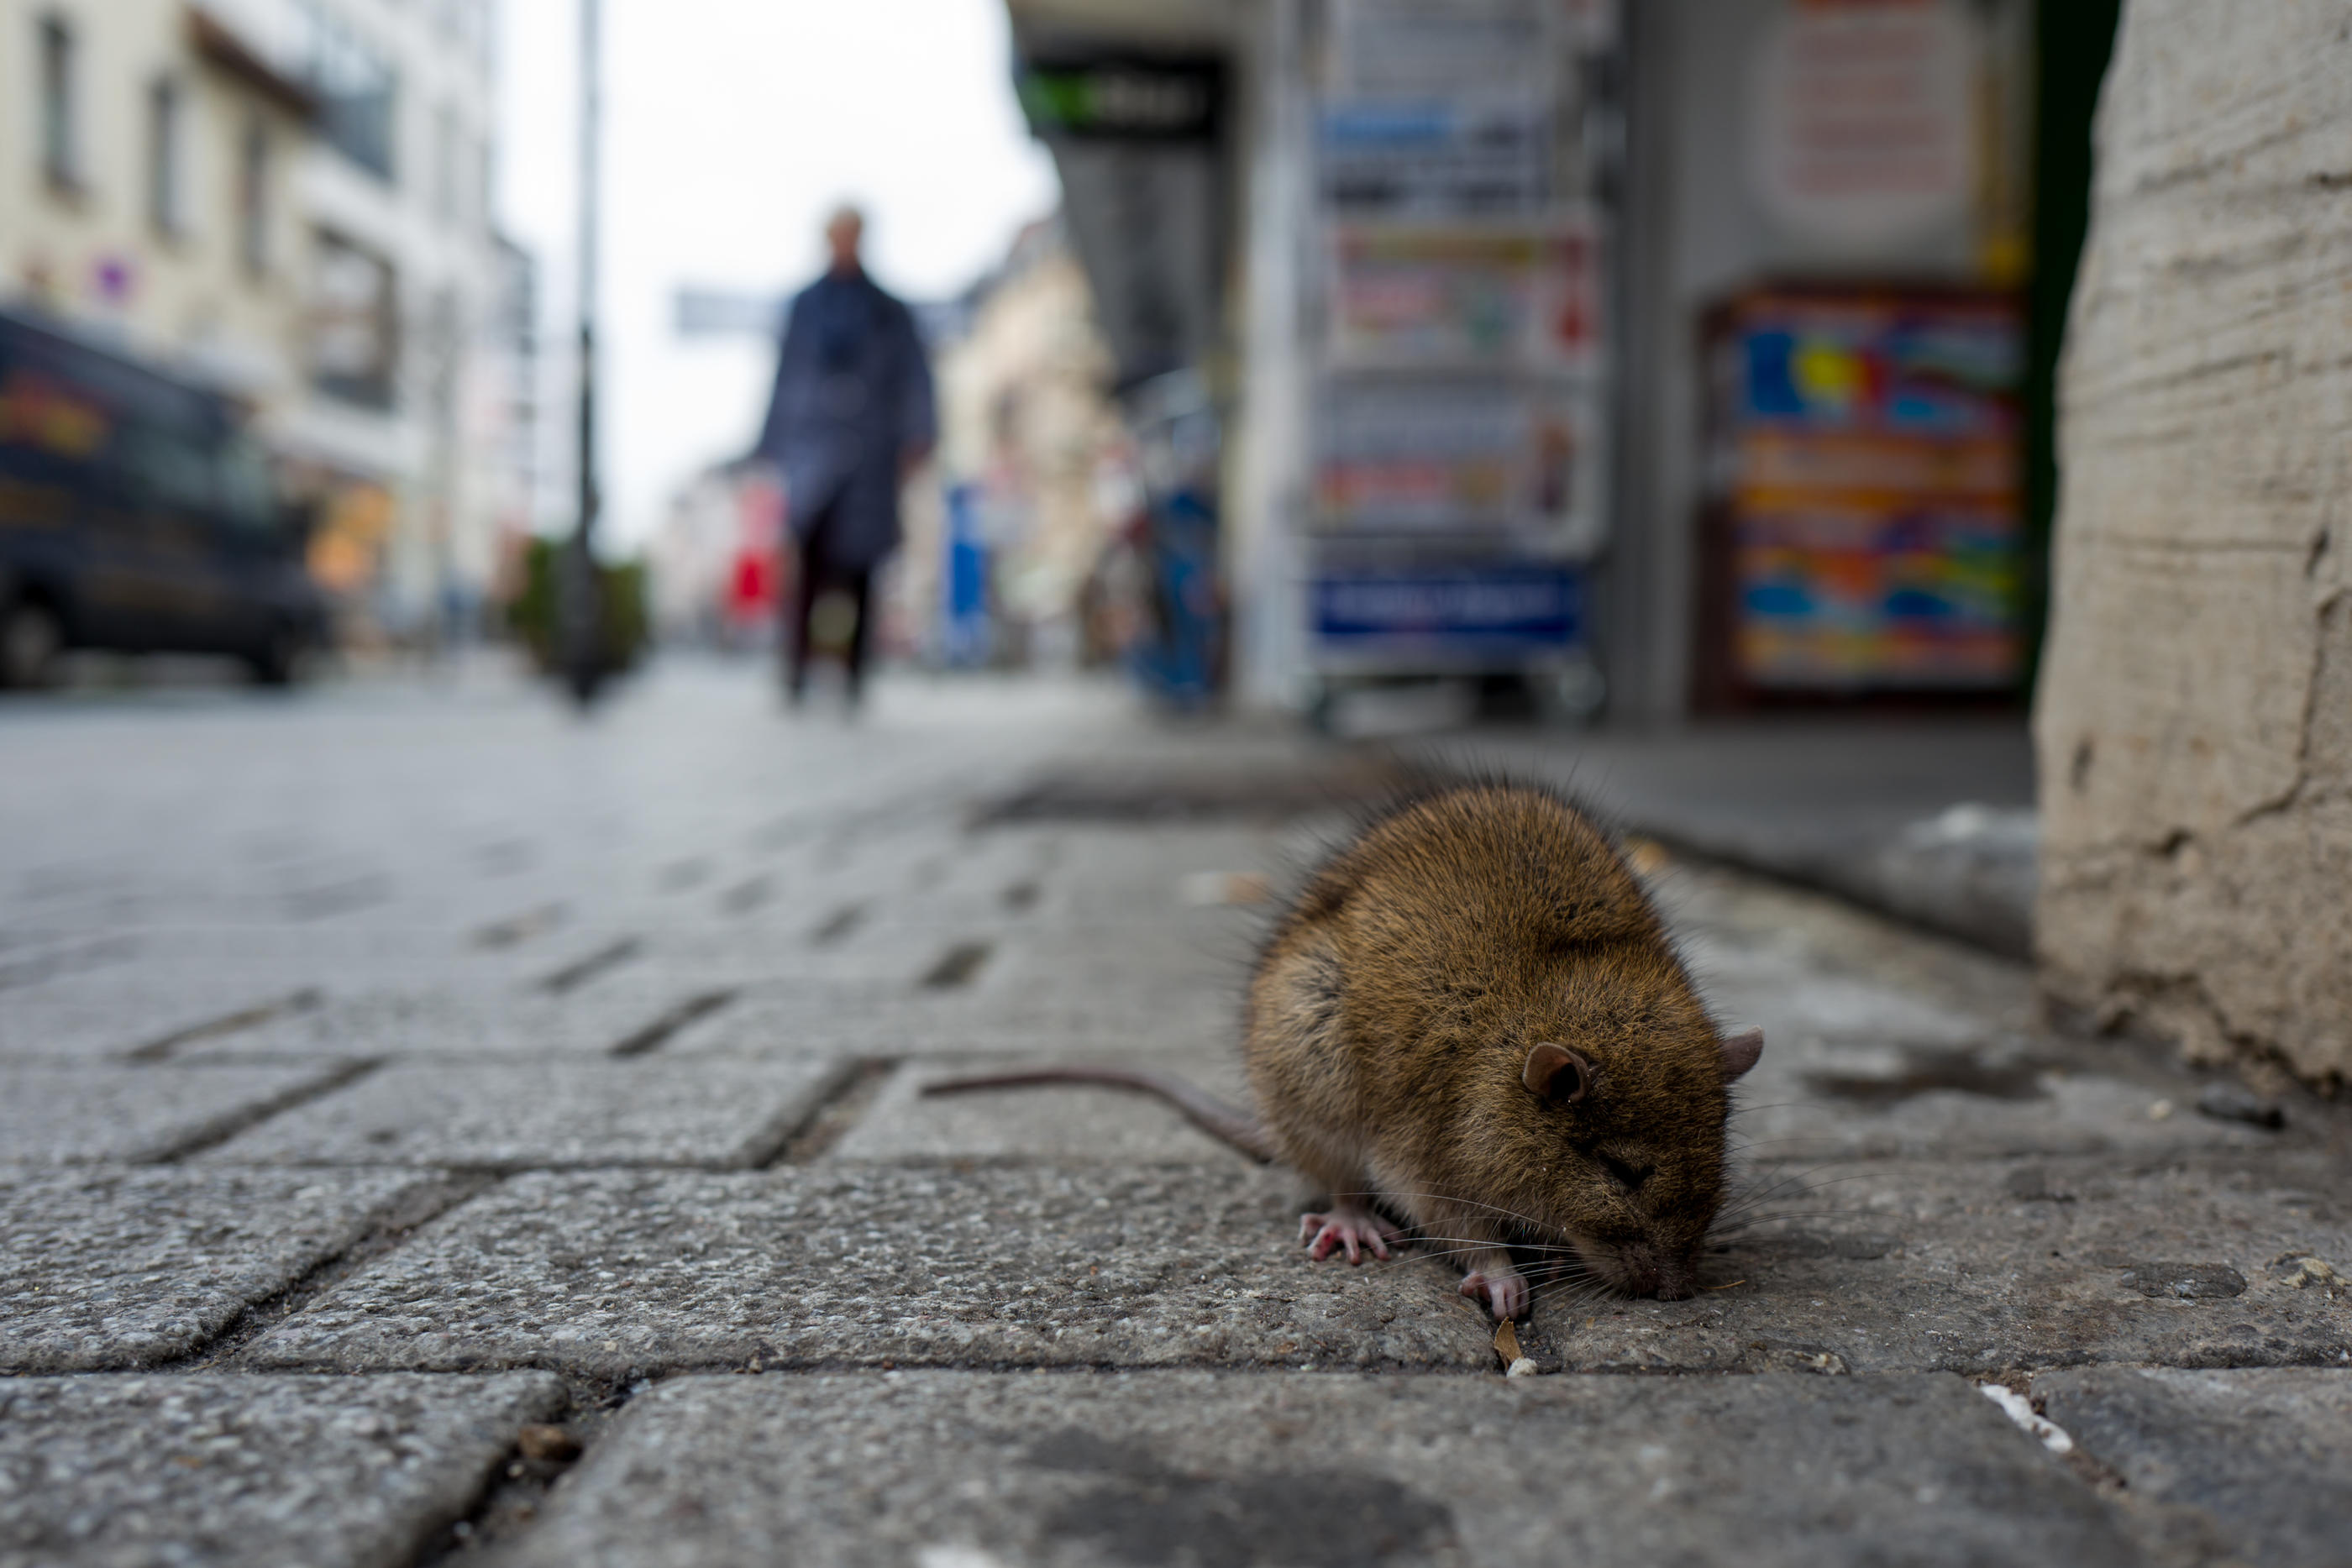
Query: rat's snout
1602,1243,1697,1300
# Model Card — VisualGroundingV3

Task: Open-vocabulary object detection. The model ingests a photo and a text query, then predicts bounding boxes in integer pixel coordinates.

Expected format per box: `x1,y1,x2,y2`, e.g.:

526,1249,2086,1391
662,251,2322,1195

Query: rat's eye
1596,1151,1652,1193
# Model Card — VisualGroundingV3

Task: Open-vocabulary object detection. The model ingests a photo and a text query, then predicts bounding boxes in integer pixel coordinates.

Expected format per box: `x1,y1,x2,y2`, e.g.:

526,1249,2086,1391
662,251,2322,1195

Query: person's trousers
784,501,873,701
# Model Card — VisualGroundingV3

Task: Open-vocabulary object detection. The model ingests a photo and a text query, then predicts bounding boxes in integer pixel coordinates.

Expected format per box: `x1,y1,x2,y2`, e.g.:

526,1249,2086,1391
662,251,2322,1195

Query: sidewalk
0,667,2345,1567
1439,716,2040,957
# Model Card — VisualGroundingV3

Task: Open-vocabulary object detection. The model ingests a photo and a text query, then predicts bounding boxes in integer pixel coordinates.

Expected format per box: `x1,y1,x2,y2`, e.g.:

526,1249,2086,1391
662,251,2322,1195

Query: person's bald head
825,206,865,275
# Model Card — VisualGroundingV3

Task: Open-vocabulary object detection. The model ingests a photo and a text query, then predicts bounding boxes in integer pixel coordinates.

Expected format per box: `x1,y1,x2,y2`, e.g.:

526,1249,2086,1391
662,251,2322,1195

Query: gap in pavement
177,1169,501,1373
536,937,642,995
920,941,993,989
125,987,323,1062
765,1060,900,1166
606,990,740,1058
808,903,864,945
471,903,565,950
144,1057,382,1162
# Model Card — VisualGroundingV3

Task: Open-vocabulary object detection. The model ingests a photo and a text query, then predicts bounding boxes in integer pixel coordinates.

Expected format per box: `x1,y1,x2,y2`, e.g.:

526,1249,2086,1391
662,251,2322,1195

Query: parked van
0,307,327,688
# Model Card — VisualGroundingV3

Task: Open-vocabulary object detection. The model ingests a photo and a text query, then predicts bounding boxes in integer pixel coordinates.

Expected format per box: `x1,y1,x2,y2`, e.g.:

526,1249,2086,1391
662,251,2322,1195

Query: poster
1331,0,1553,97
1326,221,1600,371
1319,97,1550,217
1312,380,1599,550
1713,288,2023,691
1750,0,1978,246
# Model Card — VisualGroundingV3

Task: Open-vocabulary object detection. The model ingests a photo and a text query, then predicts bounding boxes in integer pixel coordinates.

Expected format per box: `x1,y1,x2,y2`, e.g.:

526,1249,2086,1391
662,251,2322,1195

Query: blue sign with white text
1314,566,1582,654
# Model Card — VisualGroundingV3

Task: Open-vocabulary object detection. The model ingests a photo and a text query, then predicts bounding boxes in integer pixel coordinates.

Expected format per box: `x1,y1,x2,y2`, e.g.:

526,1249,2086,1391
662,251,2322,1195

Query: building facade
0,0,315,410
0,0,527,646
898,214,1131,670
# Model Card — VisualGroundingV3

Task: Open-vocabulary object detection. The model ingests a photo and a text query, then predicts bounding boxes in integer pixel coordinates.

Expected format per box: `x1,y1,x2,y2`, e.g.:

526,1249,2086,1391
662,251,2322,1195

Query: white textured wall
2034,0,2352,1088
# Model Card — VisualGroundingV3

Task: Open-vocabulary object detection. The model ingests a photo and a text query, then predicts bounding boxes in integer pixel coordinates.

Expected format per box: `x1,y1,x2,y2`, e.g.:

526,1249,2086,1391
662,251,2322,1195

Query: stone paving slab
0,979,331,1062
1667,874,2293,1163
0,1167,435,1371
663,993,1232,1059
831,1057,1257,1163
244,1165,1493,1377
500,1370,2141,1568
2033,1366,2352,1568
0,1371,563,1568
198,1057,848,1170
0,1062,359,1162
1542,1151,2352,1376
1727,1058,2292,1163
178,988,753,1062
984,932,1254,1006
634,929,968,988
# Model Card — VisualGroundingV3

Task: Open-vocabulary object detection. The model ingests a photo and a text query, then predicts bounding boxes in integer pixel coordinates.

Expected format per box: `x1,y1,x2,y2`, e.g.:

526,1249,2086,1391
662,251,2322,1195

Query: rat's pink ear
1523,1042,1592,1104
1719,1026,1765,1082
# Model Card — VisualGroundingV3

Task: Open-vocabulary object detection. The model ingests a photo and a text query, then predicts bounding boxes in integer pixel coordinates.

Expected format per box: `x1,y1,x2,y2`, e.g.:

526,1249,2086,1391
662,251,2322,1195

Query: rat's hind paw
1299,1204,1399,1265
1459,1269,1528,1320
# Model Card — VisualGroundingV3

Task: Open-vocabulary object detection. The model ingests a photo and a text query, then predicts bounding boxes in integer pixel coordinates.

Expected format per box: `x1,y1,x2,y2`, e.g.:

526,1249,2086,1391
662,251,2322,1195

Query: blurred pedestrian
753,205,936,708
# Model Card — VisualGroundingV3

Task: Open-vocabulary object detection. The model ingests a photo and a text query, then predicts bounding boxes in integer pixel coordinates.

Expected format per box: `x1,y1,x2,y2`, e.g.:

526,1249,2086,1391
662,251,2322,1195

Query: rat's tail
920,1066,1278,1164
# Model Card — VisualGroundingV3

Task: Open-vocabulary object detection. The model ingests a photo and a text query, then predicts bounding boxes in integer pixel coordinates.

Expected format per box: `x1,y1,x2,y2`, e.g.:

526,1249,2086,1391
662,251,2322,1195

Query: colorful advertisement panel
1713,288,2023,692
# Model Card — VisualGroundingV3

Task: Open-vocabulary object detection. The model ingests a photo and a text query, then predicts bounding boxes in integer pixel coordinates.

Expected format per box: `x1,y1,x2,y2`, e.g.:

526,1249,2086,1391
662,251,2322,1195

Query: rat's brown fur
1247,782,1739,1308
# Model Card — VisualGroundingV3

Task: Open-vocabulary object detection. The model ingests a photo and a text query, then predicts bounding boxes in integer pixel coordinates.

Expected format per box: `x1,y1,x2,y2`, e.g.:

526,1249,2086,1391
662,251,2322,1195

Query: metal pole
561,0,604,705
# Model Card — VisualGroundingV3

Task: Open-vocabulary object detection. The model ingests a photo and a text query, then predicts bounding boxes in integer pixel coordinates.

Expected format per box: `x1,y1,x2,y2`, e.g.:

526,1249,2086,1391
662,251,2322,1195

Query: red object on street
723,469,789,630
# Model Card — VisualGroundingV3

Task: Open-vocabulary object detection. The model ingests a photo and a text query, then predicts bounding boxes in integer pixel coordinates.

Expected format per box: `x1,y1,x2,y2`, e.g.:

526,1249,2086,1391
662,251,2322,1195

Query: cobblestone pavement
2,664,2347,1567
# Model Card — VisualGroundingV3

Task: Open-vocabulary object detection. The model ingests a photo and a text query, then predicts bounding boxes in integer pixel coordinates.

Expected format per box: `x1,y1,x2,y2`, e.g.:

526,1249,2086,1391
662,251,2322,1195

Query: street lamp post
560,0,605,705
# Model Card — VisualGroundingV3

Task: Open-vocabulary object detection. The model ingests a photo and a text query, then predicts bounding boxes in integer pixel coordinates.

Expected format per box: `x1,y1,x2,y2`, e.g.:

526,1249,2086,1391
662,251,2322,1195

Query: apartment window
149,79,187,237
239,118,271,278
294,3,398,181
310,229,399,409
38,14,80,191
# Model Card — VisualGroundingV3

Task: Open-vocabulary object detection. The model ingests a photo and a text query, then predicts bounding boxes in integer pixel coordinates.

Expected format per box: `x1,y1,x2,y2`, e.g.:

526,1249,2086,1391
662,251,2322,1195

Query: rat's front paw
1458,1269,1528,1320
1299,1204,1399,1265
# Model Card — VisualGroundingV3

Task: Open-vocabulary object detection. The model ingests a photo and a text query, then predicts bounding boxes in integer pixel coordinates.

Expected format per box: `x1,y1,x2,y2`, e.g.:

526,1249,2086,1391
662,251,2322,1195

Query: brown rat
925,781,1762,1319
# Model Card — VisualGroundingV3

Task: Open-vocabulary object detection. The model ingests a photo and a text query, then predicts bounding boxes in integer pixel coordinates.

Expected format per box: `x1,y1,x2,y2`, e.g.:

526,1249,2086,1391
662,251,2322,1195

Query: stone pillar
2034,0,2352,1091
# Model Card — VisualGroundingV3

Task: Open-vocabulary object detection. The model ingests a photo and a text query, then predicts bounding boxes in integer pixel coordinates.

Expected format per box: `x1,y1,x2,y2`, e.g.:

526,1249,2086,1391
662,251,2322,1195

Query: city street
2,662,2348,1568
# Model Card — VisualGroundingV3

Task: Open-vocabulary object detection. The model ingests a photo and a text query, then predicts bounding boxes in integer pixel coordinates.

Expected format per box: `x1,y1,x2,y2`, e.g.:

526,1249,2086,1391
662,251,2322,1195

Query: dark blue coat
754,269,936,571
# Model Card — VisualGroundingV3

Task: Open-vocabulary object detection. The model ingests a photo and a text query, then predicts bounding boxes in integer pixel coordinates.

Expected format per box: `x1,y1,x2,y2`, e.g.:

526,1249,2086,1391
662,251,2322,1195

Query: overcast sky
495,0,1062,547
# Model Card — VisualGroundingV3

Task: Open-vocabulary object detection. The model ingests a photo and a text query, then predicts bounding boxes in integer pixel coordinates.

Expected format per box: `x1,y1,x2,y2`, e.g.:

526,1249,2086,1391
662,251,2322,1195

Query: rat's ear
1719,1026,1765,1082
1523,1042,1592,1104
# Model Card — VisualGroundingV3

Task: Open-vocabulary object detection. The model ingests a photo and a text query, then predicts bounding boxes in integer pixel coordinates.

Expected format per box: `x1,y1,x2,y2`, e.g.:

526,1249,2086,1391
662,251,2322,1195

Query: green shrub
508,537,648,674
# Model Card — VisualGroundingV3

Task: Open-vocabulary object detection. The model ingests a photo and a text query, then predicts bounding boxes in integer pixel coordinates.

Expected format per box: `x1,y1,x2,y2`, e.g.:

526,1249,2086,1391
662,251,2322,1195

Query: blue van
0,307,327,688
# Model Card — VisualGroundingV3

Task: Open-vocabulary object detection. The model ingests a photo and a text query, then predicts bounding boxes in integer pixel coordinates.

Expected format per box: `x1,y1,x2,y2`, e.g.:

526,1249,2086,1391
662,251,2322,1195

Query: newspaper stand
1299,0,1621,721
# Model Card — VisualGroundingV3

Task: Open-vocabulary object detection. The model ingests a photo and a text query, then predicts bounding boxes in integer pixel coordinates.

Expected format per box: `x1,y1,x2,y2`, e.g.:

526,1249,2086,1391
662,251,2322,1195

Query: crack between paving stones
163,1169,505,1372
919,939,993,989
760,1058,899,1166
606,988,739,1057
411,1389,616,1568
808,901,864,945
536,936,642,995
470,902,564,950
123,986,323,1062
139,1057,383,1162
